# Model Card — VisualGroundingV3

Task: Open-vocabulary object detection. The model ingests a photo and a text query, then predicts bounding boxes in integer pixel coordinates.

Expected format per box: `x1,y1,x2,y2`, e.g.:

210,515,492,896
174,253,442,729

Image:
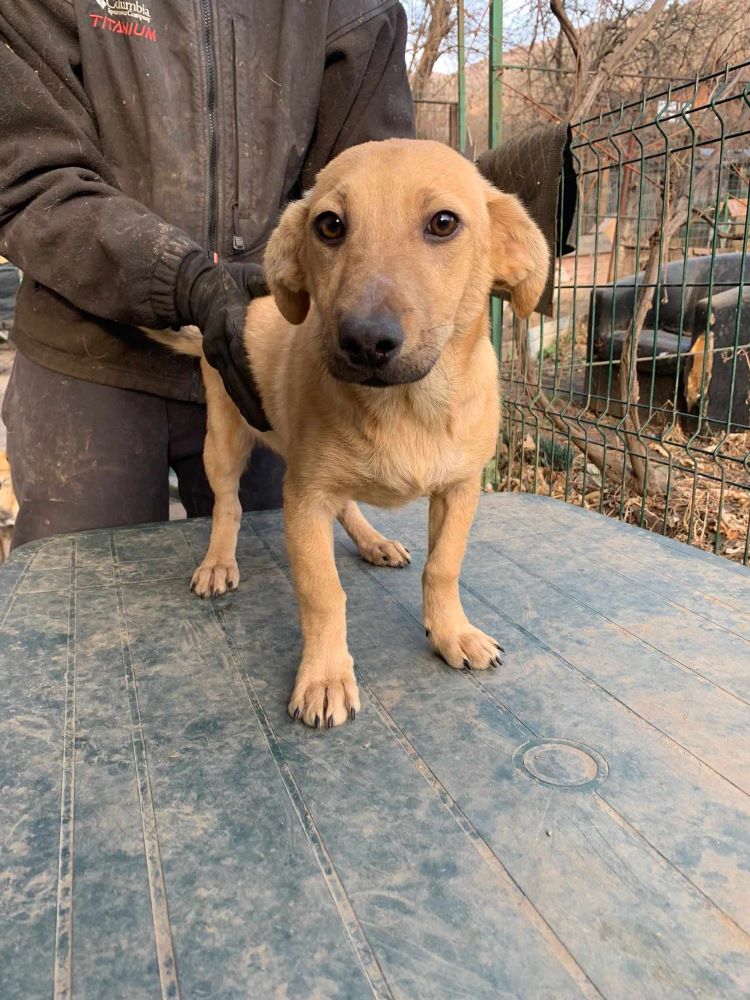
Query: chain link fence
490,64,750,564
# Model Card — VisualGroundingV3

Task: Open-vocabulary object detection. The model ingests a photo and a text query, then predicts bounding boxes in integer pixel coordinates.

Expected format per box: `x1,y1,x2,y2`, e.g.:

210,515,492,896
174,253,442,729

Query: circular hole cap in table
513,738,609,791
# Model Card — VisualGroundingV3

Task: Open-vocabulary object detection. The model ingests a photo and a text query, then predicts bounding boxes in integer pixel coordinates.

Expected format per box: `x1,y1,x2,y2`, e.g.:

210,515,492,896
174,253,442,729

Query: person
0,1,415,549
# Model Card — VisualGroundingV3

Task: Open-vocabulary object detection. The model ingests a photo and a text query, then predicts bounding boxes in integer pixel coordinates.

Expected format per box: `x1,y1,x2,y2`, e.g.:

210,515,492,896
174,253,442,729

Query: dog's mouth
325,351,438,387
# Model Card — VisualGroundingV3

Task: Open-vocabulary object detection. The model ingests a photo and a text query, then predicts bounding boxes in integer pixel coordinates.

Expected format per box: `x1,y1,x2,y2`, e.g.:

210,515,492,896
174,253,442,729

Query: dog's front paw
358,537,411,568
426,621,503,671
190,558,239,598
288,656,360,729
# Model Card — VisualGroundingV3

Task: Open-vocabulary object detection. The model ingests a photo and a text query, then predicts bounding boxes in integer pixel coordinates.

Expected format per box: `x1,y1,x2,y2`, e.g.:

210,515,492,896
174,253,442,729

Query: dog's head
265,139,549,386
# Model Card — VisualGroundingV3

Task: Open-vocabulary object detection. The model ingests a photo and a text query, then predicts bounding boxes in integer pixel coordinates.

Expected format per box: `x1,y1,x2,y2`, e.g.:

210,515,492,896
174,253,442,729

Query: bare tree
406,0,455,101
498,0,750,134
551,0,670,120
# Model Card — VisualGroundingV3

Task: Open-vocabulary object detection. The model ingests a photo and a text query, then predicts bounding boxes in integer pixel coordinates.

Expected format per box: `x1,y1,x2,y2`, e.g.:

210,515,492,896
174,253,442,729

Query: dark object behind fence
588,252,750,430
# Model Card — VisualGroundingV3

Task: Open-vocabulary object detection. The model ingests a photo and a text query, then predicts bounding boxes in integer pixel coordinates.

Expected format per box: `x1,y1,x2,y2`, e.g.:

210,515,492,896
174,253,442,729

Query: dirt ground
492,415,750,566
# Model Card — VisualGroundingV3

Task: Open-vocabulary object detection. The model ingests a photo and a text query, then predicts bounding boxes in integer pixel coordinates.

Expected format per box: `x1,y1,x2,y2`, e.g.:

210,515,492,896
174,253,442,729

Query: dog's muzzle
337,312,404,372
326,311,438,387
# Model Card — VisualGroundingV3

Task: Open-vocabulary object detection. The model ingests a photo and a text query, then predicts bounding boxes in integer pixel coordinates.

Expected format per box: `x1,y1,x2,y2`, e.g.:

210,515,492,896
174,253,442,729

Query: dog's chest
353,424,466,505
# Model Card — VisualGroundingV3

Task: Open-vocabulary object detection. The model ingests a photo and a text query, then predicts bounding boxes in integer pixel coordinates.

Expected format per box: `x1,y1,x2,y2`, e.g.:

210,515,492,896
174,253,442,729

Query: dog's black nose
338,313,404,369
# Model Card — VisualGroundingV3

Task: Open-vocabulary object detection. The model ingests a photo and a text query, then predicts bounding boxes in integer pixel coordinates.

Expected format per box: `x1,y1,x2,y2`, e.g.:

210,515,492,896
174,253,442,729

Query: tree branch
570,0,670,121
549,0,587,115
409,0,454,101
549,0,581,60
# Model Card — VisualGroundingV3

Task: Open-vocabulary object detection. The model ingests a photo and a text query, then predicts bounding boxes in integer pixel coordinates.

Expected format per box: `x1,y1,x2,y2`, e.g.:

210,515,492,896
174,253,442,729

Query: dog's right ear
264,198,311,325
487,190,549,319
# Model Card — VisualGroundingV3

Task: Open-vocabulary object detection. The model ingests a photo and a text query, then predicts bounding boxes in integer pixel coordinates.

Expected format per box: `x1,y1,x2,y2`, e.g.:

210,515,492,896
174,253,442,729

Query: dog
149,139,549,728
0,450,19,564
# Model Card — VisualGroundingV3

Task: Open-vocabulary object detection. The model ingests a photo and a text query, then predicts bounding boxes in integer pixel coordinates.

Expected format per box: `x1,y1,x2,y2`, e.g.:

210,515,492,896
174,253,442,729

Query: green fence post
489,0,503,149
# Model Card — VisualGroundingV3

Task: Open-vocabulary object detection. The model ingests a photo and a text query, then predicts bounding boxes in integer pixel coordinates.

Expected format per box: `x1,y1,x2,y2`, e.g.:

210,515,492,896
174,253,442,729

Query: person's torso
72,0,340,260
11,0,395,399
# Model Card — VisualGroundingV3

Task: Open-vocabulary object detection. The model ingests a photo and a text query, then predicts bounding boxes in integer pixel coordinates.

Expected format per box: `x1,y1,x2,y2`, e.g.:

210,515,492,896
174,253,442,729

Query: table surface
2,494,750,999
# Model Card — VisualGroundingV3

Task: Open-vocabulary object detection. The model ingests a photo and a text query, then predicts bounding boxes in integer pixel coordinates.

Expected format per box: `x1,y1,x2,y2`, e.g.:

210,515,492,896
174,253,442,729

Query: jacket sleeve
0,11,199,328
300,2,415,189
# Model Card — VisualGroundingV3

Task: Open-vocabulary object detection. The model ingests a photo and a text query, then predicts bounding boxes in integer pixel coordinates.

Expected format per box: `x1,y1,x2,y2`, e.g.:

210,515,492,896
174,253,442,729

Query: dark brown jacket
0,0,414,400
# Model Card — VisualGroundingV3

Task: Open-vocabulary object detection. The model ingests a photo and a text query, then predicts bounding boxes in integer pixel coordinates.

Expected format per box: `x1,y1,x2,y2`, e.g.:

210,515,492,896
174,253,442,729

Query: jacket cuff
150,235,204,327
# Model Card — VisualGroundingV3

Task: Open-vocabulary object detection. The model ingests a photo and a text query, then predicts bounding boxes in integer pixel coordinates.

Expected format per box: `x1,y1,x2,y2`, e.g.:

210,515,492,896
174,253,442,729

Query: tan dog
0,450,19,563
151,139,548,728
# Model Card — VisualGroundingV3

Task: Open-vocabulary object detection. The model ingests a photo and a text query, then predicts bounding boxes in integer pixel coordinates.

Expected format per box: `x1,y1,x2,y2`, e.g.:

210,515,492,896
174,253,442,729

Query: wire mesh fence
490,63,750,565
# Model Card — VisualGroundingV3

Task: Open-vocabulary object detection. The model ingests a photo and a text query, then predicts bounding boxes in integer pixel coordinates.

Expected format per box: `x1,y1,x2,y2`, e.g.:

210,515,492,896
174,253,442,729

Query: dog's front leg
285,485,360,728
423,483,503,671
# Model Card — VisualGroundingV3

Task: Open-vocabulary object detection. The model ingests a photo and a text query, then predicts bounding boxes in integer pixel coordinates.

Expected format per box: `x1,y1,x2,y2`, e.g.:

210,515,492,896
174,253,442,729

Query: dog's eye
426,211,460,239
314,211,346,243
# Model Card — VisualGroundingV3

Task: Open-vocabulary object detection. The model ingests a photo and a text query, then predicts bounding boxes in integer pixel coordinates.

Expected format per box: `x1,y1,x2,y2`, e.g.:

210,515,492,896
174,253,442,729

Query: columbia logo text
89,12,157,40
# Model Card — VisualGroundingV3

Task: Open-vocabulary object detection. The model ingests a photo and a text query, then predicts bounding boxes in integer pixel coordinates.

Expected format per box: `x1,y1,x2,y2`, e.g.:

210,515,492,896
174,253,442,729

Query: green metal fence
491,64,750,564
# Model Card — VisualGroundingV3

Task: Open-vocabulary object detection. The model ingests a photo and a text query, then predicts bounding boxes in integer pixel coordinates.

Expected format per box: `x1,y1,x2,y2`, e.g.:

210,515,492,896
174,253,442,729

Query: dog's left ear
264,198,311,325
487,191,550,319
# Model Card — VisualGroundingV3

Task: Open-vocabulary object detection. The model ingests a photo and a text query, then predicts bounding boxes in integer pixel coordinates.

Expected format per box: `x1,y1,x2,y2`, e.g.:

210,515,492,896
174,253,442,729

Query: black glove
175,251,271,431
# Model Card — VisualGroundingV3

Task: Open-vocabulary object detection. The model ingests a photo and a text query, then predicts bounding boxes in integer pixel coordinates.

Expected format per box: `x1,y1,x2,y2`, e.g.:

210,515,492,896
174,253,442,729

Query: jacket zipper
199,0,219,254
230,19,245,253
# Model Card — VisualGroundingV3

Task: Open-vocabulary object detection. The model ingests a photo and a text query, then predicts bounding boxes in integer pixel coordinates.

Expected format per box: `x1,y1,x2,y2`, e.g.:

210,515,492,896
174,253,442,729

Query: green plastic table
2,494,750,998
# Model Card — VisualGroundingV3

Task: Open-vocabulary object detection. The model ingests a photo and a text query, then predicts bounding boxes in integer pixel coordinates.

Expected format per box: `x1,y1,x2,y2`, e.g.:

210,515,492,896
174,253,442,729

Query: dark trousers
3,352,284,551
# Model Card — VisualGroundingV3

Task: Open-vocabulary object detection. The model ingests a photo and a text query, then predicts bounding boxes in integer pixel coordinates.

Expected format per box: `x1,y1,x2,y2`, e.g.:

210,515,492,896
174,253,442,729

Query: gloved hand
175,251,271,430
